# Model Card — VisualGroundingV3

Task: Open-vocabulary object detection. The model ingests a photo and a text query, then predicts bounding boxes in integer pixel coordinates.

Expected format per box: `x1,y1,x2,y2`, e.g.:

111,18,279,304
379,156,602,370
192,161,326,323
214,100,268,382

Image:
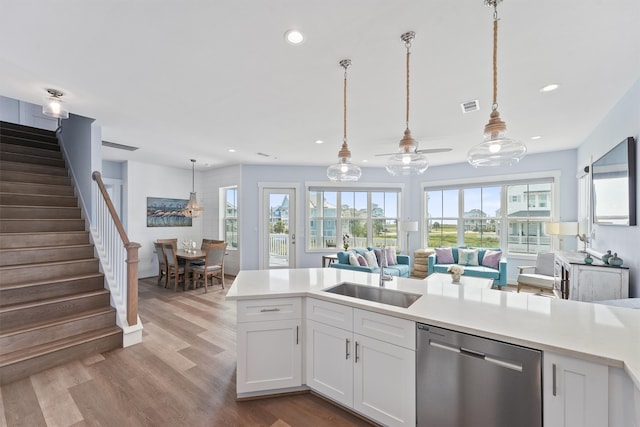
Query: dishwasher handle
429,340,523,372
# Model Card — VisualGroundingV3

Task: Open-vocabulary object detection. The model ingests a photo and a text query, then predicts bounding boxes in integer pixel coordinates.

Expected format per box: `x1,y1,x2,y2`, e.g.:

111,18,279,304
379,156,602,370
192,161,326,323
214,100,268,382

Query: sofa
330,248,411,277
428,247,507,287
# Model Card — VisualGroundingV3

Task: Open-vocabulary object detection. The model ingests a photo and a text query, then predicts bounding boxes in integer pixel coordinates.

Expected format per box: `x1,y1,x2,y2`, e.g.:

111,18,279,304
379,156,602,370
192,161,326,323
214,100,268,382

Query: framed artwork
146,197,192,227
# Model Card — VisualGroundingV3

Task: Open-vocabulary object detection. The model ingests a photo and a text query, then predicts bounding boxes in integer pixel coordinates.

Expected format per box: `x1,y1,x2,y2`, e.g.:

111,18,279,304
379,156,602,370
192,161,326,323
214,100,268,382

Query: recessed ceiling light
540,84,559,93
315,140,324,144
228,149,236,153
284,29,305,45
362,159,369,163
531,136,542,140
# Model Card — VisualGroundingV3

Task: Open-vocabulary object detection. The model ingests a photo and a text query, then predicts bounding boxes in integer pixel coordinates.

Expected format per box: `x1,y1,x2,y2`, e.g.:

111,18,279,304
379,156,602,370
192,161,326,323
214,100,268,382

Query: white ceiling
1,0,639,171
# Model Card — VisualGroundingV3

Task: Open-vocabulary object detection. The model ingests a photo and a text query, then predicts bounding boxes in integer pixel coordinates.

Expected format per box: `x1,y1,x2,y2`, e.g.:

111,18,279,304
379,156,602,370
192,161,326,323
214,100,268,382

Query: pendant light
327,59,362,182
183,159,203,218
385,31,428,176
467,0,526,167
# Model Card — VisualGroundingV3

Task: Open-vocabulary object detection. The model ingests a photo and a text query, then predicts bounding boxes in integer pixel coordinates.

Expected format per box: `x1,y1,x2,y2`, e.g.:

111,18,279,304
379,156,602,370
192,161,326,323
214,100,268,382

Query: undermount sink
323,282,422,308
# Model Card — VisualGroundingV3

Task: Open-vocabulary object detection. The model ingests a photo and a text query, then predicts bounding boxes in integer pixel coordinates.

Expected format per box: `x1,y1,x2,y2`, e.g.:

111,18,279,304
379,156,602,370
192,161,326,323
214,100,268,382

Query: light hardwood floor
0,277,372,427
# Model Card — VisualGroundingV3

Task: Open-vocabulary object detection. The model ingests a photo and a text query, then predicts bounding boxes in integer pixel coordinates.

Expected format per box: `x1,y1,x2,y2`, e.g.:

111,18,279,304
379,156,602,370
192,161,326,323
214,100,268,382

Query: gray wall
577,79,640,297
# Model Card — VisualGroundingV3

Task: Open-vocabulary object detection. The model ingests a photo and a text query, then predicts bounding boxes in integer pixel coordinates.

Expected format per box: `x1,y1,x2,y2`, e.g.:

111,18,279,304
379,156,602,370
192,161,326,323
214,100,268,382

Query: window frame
220,186,238,250
422,172,560,256
306,182,404,252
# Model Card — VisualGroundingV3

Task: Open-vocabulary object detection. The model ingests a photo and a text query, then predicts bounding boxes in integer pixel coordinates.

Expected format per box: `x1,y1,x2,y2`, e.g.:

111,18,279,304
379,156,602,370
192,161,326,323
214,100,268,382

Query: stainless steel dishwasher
417,323,542,427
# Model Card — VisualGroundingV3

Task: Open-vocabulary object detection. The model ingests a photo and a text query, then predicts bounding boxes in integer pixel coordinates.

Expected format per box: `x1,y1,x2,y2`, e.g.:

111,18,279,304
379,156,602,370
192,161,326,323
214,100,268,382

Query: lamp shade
42,89,69,119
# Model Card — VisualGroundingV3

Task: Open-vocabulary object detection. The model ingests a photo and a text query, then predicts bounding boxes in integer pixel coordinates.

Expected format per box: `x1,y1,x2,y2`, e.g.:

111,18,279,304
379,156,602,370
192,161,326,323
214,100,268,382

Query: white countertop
226,268,640,388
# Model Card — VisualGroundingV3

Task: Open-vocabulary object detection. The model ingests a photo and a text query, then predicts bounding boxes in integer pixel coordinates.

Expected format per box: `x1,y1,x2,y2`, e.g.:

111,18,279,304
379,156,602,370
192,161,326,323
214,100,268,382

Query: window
308,188,400,250
222,186,238,248
425,178,554,255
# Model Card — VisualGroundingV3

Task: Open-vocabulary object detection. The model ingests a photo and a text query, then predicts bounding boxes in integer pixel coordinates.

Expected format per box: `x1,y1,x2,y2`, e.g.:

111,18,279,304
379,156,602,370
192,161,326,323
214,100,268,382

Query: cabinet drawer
307,298,353,330
354,308,415,350
237,297,302,322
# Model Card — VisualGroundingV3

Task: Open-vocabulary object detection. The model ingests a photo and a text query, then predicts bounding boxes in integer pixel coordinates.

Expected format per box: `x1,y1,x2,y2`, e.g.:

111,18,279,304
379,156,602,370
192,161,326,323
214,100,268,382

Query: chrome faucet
379,245,393,286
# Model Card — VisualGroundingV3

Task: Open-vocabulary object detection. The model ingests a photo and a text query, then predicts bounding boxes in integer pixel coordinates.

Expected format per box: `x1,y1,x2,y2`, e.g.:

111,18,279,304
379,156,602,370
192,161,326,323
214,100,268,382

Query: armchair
516,252,557,294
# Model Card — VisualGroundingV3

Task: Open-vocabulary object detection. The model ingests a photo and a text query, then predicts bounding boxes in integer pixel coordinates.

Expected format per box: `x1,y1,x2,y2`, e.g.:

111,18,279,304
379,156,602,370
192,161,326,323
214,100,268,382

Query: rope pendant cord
406,46,411,129
343,70,347,143
492,9,499,110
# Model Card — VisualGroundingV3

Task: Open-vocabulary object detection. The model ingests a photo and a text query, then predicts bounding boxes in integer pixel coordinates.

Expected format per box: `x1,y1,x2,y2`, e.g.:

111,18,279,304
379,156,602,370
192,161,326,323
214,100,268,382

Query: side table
322,254,338,268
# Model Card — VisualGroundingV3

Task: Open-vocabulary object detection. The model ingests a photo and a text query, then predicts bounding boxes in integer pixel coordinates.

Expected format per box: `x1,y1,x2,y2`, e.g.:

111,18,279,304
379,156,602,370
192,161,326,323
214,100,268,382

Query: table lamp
400,220,419,255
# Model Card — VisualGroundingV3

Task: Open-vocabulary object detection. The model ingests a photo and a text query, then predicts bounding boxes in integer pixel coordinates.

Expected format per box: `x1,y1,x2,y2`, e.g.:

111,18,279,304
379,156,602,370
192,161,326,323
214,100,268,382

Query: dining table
176,249,207,290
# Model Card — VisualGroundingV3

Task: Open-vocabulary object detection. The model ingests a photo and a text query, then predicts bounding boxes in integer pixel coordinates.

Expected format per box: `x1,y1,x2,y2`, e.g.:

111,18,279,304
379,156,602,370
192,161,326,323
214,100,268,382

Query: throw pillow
482,249,502,269
349,253,360,266
364,250,378,268
357,254,368,266
374,249,383,266
458,248,479,266
435,247,454,264
385,247,398,265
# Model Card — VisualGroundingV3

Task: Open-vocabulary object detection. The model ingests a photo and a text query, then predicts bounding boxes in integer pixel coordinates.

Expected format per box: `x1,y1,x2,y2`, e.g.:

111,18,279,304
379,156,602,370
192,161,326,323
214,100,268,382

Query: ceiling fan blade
415,148,453,154
375,147,453,157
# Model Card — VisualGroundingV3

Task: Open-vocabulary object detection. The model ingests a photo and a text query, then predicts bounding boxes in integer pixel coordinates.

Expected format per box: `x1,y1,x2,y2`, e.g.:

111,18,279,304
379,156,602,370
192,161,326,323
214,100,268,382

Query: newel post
125,242,142,326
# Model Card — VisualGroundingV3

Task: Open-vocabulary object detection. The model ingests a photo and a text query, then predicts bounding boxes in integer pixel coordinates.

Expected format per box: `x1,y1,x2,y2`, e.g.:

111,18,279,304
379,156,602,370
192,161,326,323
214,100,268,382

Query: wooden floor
0,277,372,427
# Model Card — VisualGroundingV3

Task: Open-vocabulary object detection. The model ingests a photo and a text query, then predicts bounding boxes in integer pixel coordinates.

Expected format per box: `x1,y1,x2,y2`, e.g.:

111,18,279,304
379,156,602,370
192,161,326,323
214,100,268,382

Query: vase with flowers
342,234,350,251
447,264,465,284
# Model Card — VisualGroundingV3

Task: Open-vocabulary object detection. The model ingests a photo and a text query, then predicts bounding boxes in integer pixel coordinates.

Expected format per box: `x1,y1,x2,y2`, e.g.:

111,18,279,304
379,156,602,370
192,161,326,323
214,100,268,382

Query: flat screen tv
591,136,636,226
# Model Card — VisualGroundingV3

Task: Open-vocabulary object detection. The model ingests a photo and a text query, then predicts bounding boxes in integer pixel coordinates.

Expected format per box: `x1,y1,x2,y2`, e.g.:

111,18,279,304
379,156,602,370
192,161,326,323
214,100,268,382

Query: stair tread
0,258,97,269
0,272,103,290
0,192,76,199
0,289,110,313
0,166,68,179
0,243,93,253
0,306,116,337
0,326,121,366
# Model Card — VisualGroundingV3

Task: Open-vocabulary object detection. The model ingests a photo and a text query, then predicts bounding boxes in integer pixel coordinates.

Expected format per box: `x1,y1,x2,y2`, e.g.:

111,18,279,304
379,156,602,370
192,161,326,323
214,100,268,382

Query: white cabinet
306,298,415,427
543,351,608,427
236,297,302,394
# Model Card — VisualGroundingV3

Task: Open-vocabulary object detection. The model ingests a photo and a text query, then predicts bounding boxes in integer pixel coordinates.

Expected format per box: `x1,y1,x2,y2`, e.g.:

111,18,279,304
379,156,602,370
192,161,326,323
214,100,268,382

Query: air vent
460,100,480,114
256,152,270,157
102,141,139,151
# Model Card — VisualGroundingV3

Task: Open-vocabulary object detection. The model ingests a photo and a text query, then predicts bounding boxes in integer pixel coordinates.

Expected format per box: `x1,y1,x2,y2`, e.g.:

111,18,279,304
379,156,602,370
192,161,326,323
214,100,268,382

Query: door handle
346,338,350,359
552,363,557,396
291,233,295,244
260,308,280,312
296,326,299,345
355,341,359,363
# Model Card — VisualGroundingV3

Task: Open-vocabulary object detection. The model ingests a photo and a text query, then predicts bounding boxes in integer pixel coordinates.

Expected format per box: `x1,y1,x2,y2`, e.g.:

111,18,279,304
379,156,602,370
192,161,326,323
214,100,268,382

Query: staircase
0,120,122,385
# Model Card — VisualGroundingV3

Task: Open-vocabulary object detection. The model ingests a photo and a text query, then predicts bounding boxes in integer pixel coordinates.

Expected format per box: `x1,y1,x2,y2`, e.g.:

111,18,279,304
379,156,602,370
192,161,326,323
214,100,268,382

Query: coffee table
426,272,494,289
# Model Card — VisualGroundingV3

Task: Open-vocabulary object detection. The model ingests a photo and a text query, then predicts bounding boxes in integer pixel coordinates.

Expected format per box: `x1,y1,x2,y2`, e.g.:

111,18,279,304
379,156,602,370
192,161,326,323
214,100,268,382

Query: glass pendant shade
42,89,69,119
385,151,428,176
327,157,362,181
183,159,203,218
467,128,527,167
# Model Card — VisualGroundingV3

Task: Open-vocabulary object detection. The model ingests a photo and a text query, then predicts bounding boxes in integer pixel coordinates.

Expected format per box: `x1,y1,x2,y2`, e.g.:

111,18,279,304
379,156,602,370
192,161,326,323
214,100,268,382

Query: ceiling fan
375,142,452,157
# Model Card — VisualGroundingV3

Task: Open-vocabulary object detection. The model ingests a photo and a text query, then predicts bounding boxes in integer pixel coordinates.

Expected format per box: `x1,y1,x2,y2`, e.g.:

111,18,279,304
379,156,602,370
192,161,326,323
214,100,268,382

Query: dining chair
157,238,178,250
162,243,186,291
201,238,224,250
153,241,169,287
191,242,227,293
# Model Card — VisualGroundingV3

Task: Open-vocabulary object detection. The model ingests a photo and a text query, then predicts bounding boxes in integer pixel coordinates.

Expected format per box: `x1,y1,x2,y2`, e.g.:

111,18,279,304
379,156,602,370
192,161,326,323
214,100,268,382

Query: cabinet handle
552,363,557,396
346,338,350,359
355,341,359,363
260,308,280,312
296,326,299,345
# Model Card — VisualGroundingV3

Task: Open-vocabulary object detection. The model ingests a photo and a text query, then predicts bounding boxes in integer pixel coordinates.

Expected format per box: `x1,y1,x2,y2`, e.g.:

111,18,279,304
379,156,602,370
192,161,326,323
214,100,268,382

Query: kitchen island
227,268,640,426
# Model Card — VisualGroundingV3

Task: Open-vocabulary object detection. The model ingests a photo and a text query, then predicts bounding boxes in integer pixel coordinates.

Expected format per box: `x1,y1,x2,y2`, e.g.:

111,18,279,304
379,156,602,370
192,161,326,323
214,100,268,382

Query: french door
261,187,296,269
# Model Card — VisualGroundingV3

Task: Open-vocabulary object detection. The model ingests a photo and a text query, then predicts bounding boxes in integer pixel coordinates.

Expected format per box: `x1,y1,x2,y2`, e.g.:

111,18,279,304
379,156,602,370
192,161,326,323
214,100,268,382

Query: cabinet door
306,319,354,407
236,319,302,394
573,268,626,301
543,352,608,427
353,334,416,427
